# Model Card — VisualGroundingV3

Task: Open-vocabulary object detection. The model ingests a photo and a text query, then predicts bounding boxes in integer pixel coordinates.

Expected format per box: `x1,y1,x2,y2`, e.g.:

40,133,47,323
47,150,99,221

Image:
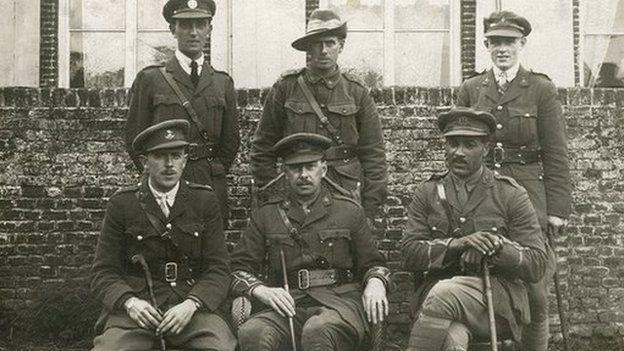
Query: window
581,0,624,88
322,0,461,87
59,0,174,88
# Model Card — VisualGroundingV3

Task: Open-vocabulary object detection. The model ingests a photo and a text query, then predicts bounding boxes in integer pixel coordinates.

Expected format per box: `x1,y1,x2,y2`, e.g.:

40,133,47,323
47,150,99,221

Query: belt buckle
165,262,178,285
187,143,199,161
493,143,505,167
297,269,310,290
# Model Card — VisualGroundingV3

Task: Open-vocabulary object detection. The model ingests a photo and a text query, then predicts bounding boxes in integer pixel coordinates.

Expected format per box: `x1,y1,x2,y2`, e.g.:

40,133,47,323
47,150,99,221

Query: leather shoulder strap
276,204,308,248
435,181,462,237
158,67,210,141
296,75,344,145
135,192,167,235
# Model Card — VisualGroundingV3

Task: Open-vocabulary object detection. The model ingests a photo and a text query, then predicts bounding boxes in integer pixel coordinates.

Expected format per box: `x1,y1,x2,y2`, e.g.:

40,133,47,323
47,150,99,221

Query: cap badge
500,17,506,23
456,116,470,126
187,0,198,9
165,130,175,140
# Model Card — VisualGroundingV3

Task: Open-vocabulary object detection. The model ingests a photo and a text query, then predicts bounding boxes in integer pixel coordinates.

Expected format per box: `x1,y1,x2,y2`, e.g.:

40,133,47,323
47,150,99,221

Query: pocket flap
153,94,181,106
205,96,226,108
474,218,508,235
507,106,537,118
284,100,314,115
178,222,205,236
318,229,351,241
327,103,359,116
426,216,450,236
126,224,157,240
266,234,296,247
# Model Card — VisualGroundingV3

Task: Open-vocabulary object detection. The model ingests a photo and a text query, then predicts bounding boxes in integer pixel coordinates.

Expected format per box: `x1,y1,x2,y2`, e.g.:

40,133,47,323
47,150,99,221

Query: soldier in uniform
123,0,239,222
250,9,388,220
91,120,236,350
455,11,572,350
401,107,548,351
231,133,391,350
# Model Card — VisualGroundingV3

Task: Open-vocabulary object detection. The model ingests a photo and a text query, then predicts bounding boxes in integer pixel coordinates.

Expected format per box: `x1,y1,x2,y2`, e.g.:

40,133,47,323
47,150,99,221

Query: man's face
445,136,488,179
307,35,343,75
173,18,212,59
284,160,327,200
484,36,526,71
141,147,187,192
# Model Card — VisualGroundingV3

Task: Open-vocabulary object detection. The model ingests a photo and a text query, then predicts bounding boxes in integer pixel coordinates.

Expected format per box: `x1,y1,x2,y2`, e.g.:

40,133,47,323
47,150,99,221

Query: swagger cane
132,254,167,351
546,229,571,351
279,249,298,351
483,259,498,351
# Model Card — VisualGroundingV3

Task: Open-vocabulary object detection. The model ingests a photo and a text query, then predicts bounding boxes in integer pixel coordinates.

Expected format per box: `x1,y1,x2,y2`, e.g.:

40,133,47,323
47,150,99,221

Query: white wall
0,0,40,87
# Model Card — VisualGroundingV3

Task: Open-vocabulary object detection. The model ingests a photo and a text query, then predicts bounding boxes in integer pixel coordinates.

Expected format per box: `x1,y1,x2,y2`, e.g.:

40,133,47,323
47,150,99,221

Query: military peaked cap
133,119,190,154
163,0,215,23
273,133,332,165
484,11,532,38
438,107,497,137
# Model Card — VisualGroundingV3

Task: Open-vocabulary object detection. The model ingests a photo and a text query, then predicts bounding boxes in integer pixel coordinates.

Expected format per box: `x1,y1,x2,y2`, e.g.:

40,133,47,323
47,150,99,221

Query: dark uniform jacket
123,56,240,218
401,168,547,340
250,68,388,217
90,180,230,329
230,187,390,339
456,66,571,226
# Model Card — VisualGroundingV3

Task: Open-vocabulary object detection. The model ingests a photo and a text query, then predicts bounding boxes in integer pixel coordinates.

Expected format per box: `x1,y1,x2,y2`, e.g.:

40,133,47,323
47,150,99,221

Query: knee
421,280,458,318
238,319,282,350
301,316,342,349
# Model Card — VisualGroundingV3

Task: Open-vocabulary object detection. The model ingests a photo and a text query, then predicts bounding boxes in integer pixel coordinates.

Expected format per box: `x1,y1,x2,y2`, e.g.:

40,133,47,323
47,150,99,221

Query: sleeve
490,186,548,283
230,212,268,296
188,192,231,311
90,198,136,310
217,75,240,172
537,79,572,218
400,185,457,273
455,80,471,107
249,82,286,187
124,70,154,172
356,90,388,218
348,204,388,286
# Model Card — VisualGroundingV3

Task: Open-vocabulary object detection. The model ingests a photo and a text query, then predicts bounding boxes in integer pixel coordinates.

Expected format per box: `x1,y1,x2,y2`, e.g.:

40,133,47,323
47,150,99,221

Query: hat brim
291,23,347,51
443,130,490,137
171,11,212,20
144,141,190,153
485,28,524,38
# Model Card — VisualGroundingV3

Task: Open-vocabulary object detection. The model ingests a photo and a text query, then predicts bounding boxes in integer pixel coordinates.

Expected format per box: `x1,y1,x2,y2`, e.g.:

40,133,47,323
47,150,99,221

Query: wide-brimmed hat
292,9,347,51
438,107,497,137
484,11,531,38
132,119,191,154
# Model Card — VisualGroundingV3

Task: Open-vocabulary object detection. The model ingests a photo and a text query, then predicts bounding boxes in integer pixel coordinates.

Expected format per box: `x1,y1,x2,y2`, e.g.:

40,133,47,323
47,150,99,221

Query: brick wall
39,0,58,87
460,0,477,79
0,87,623,349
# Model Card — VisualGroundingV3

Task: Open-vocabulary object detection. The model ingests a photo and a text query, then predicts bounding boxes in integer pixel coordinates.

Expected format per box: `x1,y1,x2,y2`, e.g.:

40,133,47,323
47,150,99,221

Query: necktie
158,195,170,218
457,181,469,208
190,60,199,87
497,71,509,95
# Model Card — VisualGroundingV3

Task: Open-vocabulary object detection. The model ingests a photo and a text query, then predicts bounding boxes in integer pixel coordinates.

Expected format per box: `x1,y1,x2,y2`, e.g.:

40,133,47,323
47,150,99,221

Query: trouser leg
301,307,358,351
92,326,155,351
238,310,298,351
167,312,237,351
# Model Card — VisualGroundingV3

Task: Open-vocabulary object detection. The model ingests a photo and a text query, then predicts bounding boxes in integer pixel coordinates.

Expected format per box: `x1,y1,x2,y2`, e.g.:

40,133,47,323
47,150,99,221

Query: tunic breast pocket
125,224,162,261
153,94,185,121
507,106,538,145
175,222,205,259
318,229,352,267
284,100,314,133
326,103,359,143
204,96,226,137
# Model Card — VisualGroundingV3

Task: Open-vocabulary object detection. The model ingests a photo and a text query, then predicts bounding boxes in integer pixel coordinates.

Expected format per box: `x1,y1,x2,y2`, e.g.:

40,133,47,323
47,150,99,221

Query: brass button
497,105,503,111
491,227,498,232
431,226,437,231
459,217,466,223
525,113,530,117
495,163,501,168
328,242,334,247
137,235,143,241
496,123,503,130
194,232,199,237
166,223,172,230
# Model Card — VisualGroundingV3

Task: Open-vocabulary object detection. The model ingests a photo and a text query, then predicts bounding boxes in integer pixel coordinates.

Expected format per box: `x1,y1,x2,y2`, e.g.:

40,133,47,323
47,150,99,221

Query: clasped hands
124,296,198,335
449,231,504,273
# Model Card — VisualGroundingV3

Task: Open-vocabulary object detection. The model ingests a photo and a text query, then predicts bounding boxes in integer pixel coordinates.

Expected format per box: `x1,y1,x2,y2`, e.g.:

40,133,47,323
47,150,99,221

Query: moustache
296,180,313,186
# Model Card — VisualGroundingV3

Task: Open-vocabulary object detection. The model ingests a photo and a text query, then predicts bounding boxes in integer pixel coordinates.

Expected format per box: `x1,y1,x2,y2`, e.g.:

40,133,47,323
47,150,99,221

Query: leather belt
130,260,194,287
487,143,541,168
187,142,217,161
288,268,354,290
324,145,358,161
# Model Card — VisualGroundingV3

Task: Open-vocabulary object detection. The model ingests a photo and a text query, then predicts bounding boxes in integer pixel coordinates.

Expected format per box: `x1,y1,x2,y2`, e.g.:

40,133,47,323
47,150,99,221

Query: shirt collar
451,166,484,193
148,178,180,207
175,49,205,76
305,66,341,88
493,62,520,82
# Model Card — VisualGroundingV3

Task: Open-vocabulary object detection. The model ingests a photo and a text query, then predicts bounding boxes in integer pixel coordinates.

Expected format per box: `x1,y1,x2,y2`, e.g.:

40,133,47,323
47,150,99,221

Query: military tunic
250,68,388,217
401,168,547,341
123,56,240,220
230,187,390,348
90,180,235,350
455,66,571,226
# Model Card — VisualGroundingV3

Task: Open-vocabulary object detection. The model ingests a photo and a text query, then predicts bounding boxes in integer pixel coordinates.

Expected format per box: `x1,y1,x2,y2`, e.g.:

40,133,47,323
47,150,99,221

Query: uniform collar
305,67,341,89
493,62,520,82
148,178,180,208
450,166,484,194
175,49,205,76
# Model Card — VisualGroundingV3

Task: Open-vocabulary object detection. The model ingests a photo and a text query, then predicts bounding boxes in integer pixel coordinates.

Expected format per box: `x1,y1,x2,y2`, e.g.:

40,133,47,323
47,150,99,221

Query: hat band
174,8,212,16
306,18,343,34
487,22,524,32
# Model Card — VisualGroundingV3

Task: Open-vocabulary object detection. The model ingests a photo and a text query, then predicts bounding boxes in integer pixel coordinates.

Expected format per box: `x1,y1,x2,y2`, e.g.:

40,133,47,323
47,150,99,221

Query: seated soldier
230,133,391,351
90,120,236,351
400,107,548,351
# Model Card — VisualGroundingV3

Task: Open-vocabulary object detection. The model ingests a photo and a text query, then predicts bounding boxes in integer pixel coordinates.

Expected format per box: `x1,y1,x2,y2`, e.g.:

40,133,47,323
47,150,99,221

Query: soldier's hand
450,231,503,256
156,299,197,335
124,296,162,330
362,277,388,324
547,215,567,236
251,285,296,318
460,248,485,273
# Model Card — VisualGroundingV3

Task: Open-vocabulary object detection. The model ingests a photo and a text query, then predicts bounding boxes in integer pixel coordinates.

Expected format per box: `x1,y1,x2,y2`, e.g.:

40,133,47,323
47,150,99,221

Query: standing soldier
124,0,240,222
91,120,236,350
231,133,391,351
455,11,572,351
401,107,548,351
250,9,388,220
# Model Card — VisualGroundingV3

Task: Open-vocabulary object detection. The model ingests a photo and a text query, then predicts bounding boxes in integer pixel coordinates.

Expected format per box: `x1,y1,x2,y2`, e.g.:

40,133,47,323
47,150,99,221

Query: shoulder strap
435,181,462,237
296,75,344,145
135,192,167,236
276,204,308,248
158,67,210,141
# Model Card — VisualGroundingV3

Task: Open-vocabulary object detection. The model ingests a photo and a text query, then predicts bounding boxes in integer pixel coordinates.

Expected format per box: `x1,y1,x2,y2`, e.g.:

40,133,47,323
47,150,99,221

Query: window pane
339,32,384,89
584,35,624,87
583,0,624,33
395,0,449,30
137,32,177,71
394,32,449,86
138,0,170,30
70,33,124,88
70,0,124,29
327,0,383,30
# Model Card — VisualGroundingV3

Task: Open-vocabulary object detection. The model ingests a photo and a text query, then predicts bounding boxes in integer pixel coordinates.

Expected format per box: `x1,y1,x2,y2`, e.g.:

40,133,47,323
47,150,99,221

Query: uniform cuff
231,270,264,297
363,266,392,290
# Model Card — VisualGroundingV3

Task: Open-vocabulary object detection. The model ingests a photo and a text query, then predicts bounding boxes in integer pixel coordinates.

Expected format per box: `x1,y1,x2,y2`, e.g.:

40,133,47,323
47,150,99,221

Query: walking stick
483,259,498,351
279,249,298,351
132,254,167,351
546,229,571,351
